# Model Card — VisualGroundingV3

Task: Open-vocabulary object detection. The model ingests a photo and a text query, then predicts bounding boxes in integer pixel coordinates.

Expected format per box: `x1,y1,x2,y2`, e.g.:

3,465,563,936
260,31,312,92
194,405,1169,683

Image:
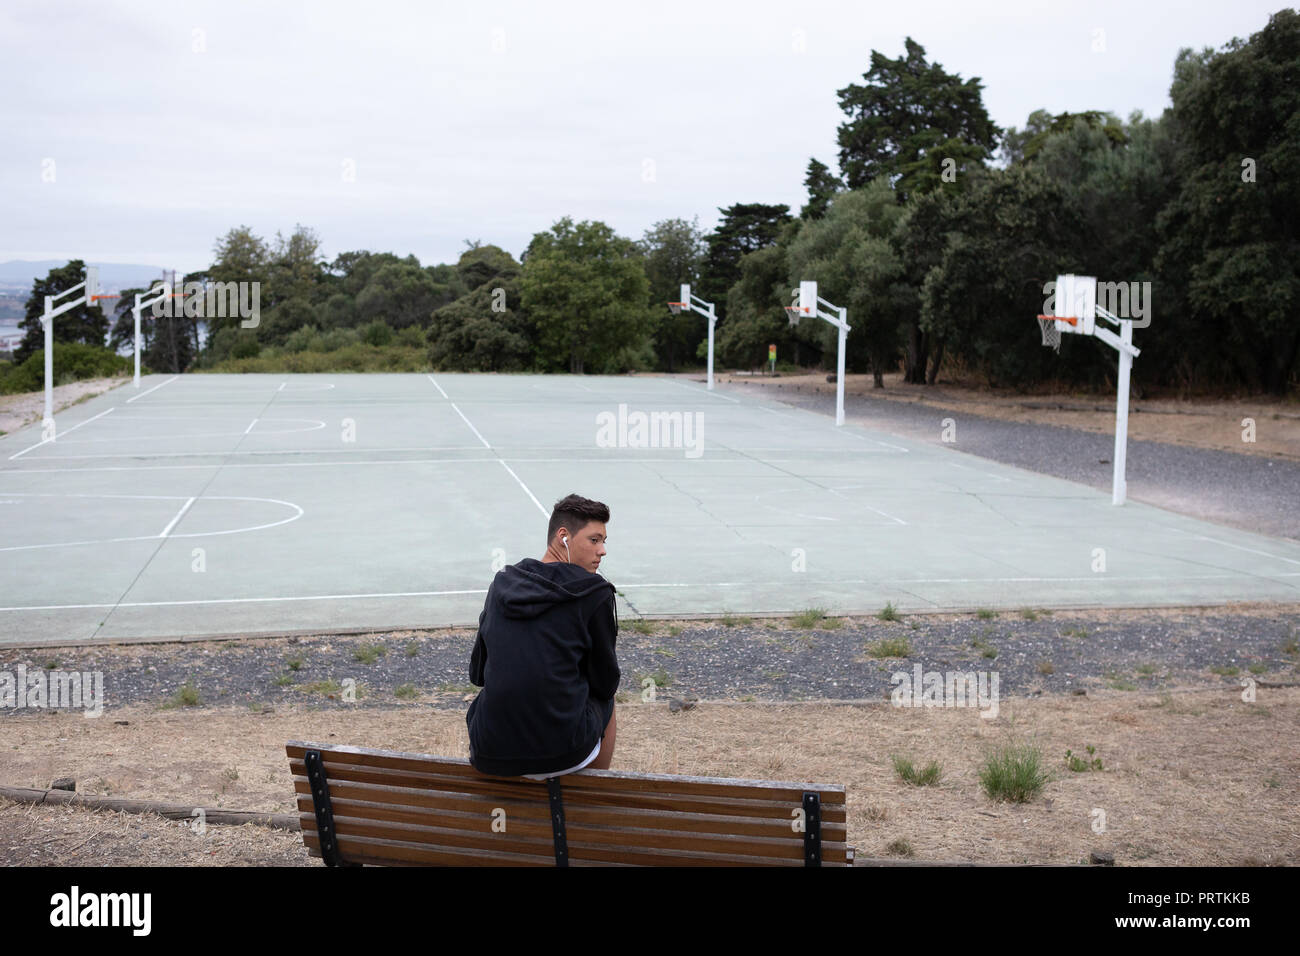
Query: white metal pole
43,295,53,428
1112,320,1133,505
133,301,142,387
706,305,715,391
835,307,847,426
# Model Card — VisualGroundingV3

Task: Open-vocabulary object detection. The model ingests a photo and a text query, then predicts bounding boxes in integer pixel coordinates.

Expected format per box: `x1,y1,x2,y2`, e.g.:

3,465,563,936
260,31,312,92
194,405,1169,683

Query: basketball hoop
667,302,686,314
785,306,807,327
1036,314,1077,353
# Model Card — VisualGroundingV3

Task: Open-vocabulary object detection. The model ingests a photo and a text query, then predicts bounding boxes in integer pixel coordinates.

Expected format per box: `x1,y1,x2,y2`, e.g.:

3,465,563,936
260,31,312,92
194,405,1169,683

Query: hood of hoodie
494,558,614,620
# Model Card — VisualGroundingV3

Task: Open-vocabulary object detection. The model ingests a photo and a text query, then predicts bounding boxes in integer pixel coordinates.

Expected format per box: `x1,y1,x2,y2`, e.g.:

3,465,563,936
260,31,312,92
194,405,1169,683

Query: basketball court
1,371,1298,646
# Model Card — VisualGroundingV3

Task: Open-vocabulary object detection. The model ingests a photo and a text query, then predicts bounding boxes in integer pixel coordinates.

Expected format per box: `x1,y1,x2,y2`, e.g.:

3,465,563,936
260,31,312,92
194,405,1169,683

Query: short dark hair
547,493,610,545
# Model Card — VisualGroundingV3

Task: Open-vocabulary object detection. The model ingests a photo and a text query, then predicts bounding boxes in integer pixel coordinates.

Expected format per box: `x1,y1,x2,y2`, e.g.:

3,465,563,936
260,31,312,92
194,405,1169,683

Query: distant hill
0,260,171,294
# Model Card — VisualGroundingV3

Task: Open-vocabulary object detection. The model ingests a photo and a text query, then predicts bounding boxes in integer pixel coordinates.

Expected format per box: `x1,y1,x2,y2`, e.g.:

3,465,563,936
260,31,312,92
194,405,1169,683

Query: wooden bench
286,740,853,866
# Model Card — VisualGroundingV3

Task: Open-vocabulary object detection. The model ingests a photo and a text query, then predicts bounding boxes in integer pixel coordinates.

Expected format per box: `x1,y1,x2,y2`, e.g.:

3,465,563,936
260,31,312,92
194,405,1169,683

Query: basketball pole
788,283,851,426
1112,320,1134,506
40,267,100,435
670,285,717,390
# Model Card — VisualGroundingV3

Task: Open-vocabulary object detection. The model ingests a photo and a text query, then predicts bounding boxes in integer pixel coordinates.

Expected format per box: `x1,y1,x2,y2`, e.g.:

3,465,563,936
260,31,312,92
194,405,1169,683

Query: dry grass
2,685,1297,866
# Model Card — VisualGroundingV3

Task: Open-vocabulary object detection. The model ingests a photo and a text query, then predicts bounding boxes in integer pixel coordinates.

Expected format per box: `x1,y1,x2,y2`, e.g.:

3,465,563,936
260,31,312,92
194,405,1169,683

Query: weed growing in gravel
979,743,1051,802
866,637,911,658
1105,671,1138,690
876,602,900,622
668,625,684,636
792,607,828,627
970,636,998,659
627,618,655,635
1209,665,1239,677
653,646,675,657
437,682,476,695
297,679,341,694
1248,663,1266,675
1065,745,1103,772
1037,660,1055,675
405,642,419,657
43,659,59,670
720,613,752,627
286,656,303,671
976,608,997,620
1135,663,1156,676
162,679,201,708
352,644,386,664
395,683,417,700
1281,630,1299,657
892,755,943,786
1020,608,1040,621
273,674,293,687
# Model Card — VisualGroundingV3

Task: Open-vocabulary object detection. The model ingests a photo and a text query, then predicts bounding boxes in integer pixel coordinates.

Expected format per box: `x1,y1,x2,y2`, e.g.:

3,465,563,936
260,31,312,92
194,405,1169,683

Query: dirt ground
2,684,1296,867
712,370,1300,462
0,376,131,435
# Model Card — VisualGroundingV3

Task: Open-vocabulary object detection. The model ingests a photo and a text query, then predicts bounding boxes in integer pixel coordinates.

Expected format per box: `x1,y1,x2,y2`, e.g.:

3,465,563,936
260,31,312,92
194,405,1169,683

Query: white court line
451,404,491,448
25,419,328,445
7,572,1293,614
427,375,448,399
0,495,303,553
159,497,196,537
8,407,116,460
1164,527,1300,567
125,375,179,403
827,488,907,525
497,460,547,516
666,380,740,403
0,587,487,612
244,418,259,434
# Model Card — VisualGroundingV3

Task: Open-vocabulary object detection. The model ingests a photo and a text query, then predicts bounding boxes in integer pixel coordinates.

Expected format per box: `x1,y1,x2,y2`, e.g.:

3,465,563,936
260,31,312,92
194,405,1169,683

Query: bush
0,344,133,395
319,328,360,351
359,320,394,347
230,336,261,359
283,325,325,354
394,325,426,348
979,743,1051,803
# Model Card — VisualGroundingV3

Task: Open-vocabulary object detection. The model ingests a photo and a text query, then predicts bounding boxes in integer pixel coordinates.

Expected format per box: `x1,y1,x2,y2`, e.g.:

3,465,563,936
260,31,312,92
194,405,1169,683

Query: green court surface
1,372,1297,646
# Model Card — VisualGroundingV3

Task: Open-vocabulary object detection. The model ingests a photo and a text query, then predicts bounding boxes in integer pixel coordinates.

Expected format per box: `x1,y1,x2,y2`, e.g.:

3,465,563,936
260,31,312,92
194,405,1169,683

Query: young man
466,493,619,779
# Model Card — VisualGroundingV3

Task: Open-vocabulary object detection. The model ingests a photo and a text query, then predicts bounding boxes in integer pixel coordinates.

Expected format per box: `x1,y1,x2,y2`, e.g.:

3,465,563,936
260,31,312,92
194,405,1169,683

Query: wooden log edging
0,784,300,831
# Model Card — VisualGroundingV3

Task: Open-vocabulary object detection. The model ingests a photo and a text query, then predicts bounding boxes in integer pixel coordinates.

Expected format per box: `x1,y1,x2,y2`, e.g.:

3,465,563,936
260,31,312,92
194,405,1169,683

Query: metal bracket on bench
802,792,822,867
305,749,358,868
547,777,569,867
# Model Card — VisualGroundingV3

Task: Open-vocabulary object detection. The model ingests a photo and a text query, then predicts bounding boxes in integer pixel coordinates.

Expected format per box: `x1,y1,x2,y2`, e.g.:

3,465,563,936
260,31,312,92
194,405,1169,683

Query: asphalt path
724,379,1300,542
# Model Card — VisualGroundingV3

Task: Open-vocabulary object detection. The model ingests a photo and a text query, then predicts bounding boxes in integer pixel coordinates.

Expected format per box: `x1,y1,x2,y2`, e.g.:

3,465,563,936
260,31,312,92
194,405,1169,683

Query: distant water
0,320,208,356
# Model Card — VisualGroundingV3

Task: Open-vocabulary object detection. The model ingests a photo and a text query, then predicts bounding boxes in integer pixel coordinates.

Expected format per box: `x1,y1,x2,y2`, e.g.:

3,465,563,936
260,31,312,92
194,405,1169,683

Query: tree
429,278,534,372
456,244,519,292
699,203,793,317
639,217,706,371
1154,10,1300,395
801,159,841,219
837,37,999,200
520,217,651,374
354,262,443,330
787,181,911,386
15,260,110,363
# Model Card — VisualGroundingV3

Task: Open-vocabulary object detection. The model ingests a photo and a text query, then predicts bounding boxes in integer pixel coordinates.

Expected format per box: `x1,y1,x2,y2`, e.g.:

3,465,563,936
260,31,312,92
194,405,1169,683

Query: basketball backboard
799,281,817,318
1055,274,1096,335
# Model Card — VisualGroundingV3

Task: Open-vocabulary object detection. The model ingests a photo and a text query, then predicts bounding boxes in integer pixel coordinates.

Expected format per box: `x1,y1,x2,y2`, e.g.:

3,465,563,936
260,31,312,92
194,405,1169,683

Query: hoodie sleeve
469,603,488,687
585,590,620,700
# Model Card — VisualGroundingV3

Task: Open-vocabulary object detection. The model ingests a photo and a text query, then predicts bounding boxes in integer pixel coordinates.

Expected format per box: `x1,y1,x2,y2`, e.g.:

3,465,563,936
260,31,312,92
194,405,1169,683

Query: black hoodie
466,558,620,777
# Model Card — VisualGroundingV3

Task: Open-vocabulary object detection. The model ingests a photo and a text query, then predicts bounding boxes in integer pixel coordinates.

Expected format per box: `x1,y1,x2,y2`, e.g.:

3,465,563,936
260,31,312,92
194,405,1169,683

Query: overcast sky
0,0,1286,272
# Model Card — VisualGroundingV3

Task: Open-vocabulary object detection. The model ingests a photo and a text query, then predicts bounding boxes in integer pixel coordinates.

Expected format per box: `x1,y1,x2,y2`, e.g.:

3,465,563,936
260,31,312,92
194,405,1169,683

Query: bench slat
298,805,849,863
303,823,842,867
287,742,845,804
293,783,847,842
289,762,846,822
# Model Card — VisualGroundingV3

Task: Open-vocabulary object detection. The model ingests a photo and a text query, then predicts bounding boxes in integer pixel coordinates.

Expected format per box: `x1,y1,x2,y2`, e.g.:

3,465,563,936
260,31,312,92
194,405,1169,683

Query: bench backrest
287,740,851,866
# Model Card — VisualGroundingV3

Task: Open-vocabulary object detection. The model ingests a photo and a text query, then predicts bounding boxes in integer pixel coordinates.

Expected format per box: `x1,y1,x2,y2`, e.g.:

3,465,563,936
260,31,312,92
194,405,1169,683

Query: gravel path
4,607,1296,716
726,379,1300,541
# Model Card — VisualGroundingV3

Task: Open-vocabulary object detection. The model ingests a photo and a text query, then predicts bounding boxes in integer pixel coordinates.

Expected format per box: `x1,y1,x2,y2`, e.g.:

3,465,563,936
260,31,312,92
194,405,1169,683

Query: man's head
546,493,609,573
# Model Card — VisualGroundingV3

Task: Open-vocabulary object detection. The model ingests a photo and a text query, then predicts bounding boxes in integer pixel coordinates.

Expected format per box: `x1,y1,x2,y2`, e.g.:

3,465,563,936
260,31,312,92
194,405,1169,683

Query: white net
1038,316,1062,352
668,303,684,314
